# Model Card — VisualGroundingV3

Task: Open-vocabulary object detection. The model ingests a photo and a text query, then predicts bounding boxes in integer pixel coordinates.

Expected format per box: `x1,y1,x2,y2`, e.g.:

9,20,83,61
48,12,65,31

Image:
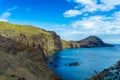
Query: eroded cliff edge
0,22,62,80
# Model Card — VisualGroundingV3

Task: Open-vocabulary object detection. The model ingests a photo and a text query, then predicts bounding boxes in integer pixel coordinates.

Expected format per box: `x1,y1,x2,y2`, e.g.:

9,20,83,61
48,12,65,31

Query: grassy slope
0,22,50,35
0,21,62,80
0,21,63,56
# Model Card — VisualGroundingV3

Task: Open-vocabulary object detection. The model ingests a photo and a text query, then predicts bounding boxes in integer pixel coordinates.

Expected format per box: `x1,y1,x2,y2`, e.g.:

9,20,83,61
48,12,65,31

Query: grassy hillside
0,21,63,56
0,22,49,35
0,21,62,80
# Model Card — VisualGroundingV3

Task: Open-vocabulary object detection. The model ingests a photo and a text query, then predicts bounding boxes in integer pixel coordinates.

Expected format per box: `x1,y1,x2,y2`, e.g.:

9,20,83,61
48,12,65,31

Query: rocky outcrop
64,62,79,66
88,60,120,80
77,36,113,48
62,40,80,48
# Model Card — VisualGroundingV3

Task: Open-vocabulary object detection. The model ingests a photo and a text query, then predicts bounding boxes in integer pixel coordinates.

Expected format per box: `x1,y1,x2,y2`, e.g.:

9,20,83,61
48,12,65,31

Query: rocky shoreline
88,60,120,80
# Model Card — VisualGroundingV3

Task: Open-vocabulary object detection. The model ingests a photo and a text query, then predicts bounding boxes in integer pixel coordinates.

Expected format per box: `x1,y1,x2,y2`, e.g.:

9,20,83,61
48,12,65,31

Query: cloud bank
64,0,120,17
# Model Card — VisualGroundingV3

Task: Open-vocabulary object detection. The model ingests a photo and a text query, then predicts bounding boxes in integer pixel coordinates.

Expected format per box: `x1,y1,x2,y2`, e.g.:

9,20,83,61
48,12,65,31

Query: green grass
0,21,50,35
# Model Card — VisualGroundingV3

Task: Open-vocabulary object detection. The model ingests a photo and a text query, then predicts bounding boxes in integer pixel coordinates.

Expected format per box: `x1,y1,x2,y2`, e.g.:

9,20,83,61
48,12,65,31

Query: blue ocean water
47,44,120,80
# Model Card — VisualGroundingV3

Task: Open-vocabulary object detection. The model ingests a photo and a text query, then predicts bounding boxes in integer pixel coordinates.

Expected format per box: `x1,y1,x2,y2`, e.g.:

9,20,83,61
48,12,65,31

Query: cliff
0,22,62,80
62,40,80,48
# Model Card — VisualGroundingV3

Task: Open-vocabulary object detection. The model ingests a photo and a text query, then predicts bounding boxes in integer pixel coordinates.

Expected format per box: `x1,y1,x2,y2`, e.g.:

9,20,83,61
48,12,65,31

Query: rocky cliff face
62,40,80,48
0,22,62,80
88,60,120,80
0,22,63,57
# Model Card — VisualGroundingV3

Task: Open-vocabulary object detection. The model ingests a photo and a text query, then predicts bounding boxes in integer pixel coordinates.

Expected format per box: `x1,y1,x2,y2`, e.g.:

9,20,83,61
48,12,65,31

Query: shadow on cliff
0,35,62,80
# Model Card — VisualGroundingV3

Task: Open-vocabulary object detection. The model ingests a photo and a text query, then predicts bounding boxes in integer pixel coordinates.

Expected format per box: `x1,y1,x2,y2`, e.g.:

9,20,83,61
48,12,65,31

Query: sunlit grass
0,21,50,35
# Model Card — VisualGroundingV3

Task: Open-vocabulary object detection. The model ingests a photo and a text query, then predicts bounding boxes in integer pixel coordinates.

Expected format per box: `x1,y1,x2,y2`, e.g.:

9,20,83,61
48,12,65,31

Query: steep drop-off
62,40,80,48
0,22,62,80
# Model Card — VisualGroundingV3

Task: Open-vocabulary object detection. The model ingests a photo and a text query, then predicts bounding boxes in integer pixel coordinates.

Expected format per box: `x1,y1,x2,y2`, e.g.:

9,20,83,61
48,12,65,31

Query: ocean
48,44,120,80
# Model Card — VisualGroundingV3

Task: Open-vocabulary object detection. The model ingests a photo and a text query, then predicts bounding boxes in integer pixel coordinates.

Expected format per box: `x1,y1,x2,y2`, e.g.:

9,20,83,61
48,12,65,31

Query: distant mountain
77,36,114,48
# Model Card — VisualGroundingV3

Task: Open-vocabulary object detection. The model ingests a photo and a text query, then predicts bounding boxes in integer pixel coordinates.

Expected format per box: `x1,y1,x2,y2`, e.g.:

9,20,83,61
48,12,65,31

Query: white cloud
64,0,120,17
0,12,11,21
100,0,120,11
47,11,120,42
72,20,96,28
71,12,120,35
0,6,18,22
7,6,18,11
0,19,8,22
0,12,11,19
72,16,105,28
64,10,82,17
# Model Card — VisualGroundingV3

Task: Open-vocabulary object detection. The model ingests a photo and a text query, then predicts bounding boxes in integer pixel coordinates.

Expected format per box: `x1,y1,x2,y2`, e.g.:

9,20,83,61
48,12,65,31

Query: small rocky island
64,62,79,66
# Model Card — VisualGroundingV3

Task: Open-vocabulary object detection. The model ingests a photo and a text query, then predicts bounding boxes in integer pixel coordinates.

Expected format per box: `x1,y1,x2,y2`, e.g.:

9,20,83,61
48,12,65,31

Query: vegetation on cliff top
0,21,62,80
0,21,50,35
0,21,63,56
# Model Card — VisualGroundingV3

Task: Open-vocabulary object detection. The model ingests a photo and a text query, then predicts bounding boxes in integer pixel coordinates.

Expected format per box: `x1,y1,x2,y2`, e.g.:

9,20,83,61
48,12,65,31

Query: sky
0,0,120,43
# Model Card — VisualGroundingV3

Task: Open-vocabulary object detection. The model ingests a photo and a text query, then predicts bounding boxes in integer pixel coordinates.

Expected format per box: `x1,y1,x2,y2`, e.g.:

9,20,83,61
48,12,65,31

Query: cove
47,44,120,80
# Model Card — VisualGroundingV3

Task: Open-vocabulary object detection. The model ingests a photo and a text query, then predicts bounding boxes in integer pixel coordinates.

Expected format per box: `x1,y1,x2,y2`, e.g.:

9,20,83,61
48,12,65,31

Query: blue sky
0,0,120,43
